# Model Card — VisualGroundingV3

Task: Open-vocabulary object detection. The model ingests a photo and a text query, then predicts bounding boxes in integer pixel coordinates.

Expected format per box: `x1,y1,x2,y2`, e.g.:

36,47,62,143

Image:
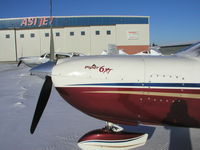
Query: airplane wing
175,42,200,57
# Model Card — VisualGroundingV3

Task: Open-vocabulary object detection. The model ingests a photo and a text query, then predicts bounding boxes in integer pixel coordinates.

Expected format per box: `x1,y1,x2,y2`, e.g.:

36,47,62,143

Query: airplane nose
30,61,56,79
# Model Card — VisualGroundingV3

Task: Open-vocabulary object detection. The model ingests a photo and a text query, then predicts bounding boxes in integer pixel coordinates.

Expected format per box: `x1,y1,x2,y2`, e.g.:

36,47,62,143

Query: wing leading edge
175,42,200,58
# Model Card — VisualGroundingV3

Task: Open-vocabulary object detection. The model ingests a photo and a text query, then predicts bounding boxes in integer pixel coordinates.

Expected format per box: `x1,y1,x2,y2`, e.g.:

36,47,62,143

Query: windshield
40,54,45,57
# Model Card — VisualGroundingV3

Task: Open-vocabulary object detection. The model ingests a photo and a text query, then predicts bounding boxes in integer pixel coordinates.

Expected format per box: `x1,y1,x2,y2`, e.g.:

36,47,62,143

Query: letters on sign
21,17,53,27
127,31,139,40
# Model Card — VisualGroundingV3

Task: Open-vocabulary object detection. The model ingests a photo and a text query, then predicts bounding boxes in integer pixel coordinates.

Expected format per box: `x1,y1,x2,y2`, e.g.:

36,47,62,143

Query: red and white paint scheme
53,42,200,128
30,42,200,149
78,129,148,150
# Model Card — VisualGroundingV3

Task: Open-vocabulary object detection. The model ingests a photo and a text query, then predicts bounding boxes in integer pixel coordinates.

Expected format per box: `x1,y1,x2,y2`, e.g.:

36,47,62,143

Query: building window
96,31,100,35
81,31,85,36
107,30,111,35
44,33,49,37
5,34,10,38
20,34,24,38
30,33,35,38
45,33,49,37
70,32,74,36
56,32,60,36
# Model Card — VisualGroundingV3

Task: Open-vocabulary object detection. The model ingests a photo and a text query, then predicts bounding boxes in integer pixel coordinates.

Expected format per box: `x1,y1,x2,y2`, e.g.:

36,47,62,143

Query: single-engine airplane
29,42,200,149
17,52,85,68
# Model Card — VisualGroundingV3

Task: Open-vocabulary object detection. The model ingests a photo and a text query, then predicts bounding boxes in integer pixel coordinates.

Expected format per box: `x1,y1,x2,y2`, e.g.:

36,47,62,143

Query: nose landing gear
78,122,148,150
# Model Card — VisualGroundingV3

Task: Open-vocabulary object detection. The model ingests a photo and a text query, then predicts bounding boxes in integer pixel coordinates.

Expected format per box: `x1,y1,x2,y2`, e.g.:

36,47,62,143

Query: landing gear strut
103,122,124,132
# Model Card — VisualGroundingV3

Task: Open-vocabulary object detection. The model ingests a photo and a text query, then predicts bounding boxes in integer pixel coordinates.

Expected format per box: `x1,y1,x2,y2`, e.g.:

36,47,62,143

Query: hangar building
0,16,150,61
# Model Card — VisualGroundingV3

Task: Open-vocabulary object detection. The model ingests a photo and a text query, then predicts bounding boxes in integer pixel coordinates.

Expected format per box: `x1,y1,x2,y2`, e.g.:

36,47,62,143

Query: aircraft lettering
85,64,99,69
85,64,113,74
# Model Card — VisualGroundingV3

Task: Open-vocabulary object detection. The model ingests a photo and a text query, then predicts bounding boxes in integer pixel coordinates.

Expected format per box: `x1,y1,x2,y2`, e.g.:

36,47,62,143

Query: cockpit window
56,54,70,59
40,54,45,57
46,54,50,58
73,54,80,57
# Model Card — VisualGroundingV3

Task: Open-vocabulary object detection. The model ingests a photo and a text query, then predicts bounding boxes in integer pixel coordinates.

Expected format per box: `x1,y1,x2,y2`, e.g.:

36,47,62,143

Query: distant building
0,16,150,61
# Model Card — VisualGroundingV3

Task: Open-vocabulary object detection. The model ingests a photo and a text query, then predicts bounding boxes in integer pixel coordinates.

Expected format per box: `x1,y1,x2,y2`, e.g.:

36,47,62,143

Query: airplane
135,46,162,55
101,44,129,55
29,42,200,150
17,52,85,68
101,44,162,56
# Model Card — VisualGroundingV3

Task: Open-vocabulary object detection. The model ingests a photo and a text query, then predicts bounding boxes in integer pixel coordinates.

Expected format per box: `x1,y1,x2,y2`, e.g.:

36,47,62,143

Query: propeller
17,60,22,67
30,0,55,134
30,75,53,134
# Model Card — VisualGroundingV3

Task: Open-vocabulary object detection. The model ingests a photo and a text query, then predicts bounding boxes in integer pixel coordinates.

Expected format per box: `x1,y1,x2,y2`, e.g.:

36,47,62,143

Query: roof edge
0,15,150,21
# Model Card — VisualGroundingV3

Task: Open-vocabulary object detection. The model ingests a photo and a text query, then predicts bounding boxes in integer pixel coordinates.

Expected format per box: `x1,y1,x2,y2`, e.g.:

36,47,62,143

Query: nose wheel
78,122,148,150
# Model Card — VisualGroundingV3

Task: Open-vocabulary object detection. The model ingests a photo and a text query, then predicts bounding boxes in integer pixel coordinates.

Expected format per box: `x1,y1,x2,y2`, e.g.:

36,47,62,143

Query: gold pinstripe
83,91,200,99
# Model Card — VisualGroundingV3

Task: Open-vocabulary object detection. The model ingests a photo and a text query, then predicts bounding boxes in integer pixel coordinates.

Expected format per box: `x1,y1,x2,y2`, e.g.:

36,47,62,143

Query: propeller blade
17,60,22,67
30,76,53,134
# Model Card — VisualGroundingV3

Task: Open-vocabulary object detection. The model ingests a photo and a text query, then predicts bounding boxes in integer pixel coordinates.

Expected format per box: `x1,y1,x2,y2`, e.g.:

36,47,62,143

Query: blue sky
0,0,199,45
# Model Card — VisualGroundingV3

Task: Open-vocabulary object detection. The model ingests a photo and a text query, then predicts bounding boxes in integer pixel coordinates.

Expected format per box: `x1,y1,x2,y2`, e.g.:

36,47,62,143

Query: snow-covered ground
0,62,200,150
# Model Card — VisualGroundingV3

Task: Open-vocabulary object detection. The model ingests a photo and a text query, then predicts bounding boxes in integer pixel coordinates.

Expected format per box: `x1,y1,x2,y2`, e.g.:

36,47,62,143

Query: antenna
49,0,54,61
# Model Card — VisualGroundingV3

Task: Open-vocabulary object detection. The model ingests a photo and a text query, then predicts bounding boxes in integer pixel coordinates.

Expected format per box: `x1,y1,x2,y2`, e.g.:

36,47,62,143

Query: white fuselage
52,55,200,87
52,55,200,128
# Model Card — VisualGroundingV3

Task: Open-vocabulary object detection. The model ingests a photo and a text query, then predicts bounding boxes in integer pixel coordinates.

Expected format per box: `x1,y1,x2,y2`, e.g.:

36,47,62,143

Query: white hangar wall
0,30,16,61
0,16,150,61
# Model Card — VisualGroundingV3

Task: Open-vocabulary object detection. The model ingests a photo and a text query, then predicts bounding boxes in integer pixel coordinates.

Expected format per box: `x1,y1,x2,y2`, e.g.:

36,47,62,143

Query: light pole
49,0,55,61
